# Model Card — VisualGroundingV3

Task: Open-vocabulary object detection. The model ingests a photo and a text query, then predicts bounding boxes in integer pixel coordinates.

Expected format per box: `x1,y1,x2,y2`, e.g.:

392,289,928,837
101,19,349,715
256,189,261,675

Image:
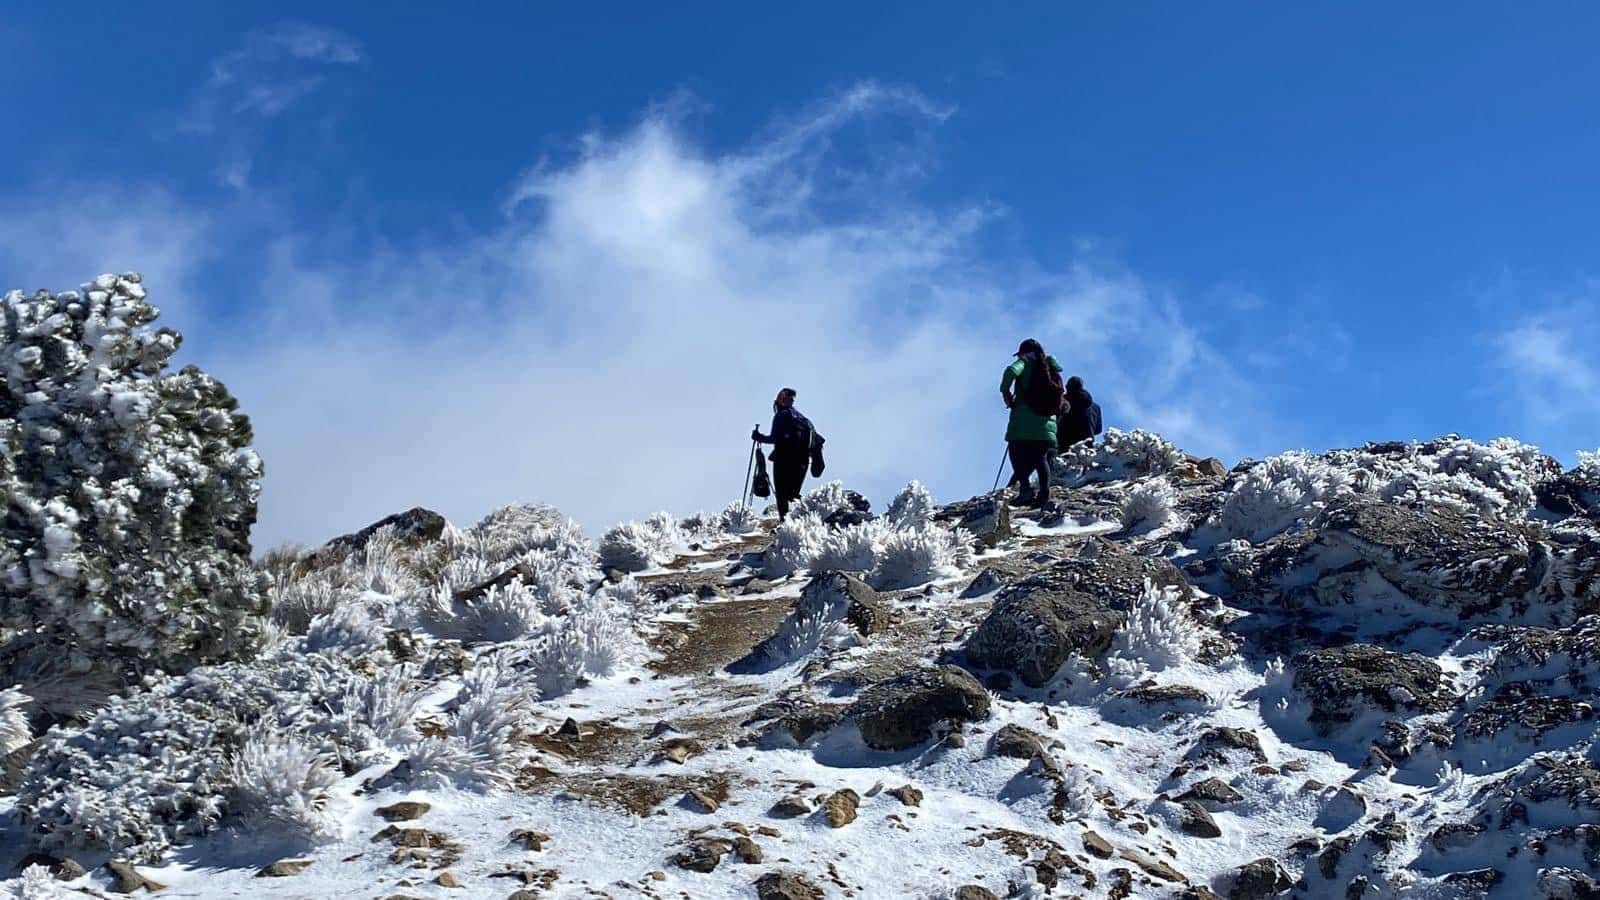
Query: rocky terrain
2,280,1599,899
0,427,1595,899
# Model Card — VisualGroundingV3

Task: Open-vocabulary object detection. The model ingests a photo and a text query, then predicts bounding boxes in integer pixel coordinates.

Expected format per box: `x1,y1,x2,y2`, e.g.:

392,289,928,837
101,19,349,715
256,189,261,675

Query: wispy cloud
1491,283,1600,459
179,23,362,189
3,84,1268,550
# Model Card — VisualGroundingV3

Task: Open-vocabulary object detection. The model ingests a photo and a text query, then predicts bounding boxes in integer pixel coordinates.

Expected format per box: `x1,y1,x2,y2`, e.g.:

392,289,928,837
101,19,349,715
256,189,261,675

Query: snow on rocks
5,420,1600,898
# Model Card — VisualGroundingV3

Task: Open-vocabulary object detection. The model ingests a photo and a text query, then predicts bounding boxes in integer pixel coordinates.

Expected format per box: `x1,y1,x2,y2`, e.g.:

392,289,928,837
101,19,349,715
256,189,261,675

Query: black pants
1006,440,1053,503
774,454,808,519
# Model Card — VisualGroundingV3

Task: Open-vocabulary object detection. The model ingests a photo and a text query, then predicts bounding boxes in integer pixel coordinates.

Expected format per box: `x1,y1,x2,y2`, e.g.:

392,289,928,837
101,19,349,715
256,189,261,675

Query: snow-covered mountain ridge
2,277,1598,899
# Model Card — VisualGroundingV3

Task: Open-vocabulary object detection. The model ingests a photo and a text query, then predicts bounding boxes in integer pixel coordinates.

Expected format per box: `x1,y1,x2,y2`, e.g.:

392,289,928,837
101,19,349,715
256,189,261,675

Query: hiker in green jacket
1000,338,1065,510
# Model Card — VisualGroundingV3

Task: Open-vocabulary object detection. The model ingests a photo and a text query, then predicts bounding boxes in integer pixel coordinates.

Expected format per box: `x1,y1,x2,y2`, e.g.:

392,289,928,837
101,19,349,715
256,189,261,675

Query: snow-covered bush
1120,478,1177,531
1577,449,1600,477
3,865,70,900
868,526,974,590
750,610,860,670
227,733,342,842
304,603,387,657
1055,428,1184,485
599,512,682,572
448,655,534,773
718,500,761,535
1108,580,1202,673
886,481,936,530
0,275,268,679
1382,437,1560,517
269,570,345,634
0,687,30,755
15,647,422,859
1218,451,1356,543
466,504,595,569
790,481,860,520
763,512,972,589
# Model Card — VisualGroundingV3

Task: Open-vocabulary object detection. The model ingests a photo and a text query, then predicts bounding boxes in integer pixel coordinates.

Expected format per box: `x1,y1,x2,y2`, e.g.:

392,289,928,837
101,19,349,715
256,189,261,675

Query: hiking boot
1007,489,1036,508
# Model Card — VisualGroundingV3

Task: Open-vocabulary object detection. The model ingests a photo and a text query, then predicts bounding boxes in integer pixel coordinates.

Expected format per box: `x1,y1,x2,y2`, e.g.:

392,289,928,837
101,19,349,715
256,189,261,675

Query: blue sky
3,3,1598,548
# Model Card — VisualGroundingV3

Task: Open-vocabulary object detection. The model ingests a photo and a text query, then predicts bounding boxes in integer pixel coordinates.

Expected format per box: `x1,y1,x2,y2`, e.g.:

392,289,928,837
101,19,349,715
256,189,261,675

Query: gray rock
1179,800,1222,838
257,859,312,877
376,801,432,822
324,507,448,557
988,724,1048,760
105,860,165,893
755,870,825,900
1440,868,1505,896
1538,464,1600,518
960,568,1006,598
955,887,1000,900
1293,644,1453,733
1177,777,1243,808
1227,857,1294,899
935,494,1012,547
1187,727,1267,765
768,795,812,818
1536,867,1600,899
848,664,990,750
671,839,732,873
965,547,1187,686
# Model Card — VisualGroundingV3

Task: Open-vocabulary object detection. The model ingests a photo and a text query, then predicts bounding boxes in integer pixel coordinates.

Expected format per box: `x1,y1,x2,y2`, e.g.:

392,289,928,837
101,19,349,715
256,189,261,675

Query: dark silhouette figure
752,388,818,520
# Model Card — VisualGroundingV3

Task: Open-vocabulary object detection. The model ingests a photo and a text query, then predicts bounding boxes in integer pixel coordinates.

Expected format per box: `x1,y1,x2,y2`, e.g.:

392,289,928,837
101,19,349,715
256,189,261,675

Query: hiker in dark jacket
1057,376,1097,450
1000,339,1064,510
752,387,814,520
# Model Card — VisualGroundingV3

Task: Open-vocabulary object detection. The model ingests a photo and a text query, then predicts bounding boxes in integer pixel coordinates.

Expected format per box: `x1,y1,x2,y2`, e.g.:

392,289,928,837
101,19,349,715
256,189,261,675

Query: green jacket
1002,354,1062,444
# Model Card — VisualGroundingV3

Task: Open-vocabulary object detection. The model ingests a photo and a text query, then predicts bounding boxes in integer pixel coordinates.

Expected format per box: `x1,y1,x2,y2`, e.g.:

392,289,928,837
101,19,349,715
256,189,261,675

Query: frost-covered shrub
16,648,421,859
1055,428,1184,485
885,481,936,530
1578,449,1600,478
3,865,70,900
868,526,973,590
764,513,972,589
718,500,761,535
448,656,534,773
1218,451,1355,543
789,481,859,520
0,275,268,676
304,603,387,657
810,522,882,573
1120,478,1177,531
1108,580,1202,672
0,687,30,755
269,570,344,634
1383,437,1560,517
466,504,595,569
599,512,682,572
764,514,828,578
751,610,860,669
227,733,341,842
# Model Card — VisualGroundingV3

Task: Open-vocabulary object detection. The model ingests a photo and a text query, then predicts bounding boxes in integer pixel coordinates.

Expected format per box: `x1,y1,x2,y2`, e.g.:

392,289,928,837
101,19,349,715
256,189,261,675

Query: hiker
1000,338,1065,510
1056,375,1101,450
752,387,823,520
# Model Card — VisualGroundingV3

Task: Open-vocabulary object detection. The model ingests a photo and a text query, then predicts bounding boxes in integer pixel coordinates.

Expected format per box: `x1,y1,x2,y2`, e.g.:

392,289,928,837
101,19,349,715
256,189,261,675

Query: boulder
848,665,990,750
1293,644,1454,733
257,859,312,877
1537,465,1600,519
988,724,1049,760
822,789,859,827
376,801,432,822
935,494,1013,547
671,839,732,873
324,507,448,557
1176,777,1243,808
755,871,825,900
1227,858,1294,899
964,548,1187,686
955,887,1000,900
105,860,165,893
1179,800,1222,838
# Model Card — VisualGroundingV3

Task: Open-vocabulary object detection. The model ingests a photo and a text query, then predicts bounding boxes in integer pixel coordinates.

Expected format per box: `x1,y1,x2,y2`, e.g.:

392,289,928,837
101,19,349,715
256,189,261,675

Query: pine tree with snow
0,275,268,716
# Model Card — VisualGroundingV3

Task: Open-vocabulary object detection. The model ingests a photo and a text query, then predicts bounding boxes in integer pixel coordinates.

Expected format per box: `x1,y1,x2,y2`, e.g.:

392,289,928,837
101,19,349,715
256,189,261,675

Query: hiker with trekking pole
996,338,1065,513
747,387,825,521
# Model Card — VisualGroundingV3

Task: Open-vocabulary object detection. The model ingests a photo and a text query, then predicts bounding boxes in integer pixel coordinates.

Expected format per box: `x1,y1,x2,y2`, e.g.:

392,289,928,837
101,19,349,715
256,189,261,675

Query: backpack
751,453,771,499
1088,401,1103,436
1021,358,1066,416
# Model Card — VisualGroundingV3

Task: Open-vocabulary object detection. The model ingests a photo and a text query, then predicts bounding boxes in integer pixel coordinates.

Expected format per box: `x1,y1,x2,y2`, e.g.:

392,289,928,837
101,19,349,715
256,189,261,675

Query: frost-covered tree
0,275,268,702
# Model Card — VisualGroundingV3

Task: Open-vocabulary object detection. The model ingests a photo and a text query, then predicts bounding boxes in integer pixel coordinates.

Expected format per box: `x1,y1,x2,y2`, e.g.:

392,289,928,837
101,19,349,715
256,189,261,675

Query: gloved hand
750,428,763,441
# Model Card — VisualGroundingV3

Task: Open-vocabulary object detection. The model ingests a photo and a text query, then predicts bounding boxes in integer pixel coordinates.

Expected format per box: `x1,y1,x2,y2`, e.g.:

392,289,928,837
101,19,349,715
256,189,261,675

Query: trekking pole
741,434,758,512
991,444,1009,493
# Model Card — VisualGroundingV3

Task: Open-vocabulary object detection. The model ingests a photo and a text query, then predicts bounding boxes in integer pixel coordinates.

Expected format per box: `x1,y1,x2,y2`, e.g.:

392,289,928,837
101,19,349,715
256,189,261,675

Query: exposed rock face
964,545,1188,686
1227,857,1294,899
325,507,449,556
1293,644,1453,732
848,665,990,750
935,494,1012,547
988,724,1049,760
1538,465,1600,519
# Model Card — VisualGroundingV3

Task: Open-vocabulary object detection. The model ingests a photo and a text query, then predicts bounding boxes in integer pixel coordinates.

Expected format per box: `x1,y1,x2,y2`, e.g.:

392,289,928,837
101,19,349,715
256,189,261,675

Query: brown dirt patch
648,595,794,676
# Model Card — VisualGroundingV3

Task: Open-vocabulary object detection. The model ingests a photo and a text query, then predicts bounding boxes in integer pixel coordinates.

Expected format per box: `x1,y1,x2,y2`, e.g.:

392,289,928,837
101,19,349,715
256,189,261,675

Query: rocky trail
2,431,1598,899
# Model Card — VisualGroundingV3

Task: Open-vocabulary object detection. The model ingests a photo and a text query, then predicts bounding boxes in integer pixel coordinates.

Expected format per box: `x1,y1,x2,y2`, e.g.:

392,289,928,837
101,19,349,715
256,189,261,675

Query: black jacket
1058,387,1096,448
757,407,815,460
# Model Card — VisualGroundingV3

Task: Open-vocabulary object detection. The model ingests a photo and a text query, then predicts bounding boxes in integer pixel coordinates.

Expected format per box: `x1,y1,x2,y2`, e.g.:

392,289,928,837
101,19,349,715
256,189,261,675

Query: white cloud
1495,294,1600,443
2,85,1264,550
